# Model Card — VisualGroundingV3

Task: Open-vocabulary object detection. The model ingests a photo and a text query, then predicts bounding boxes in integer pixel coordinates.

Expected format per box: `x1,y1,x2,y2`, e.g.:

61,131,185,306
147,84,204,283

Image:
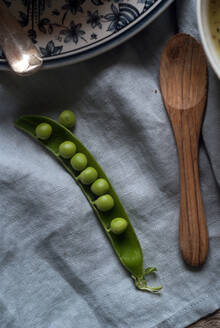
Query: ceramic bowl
0,0,174,70
197,0,220,78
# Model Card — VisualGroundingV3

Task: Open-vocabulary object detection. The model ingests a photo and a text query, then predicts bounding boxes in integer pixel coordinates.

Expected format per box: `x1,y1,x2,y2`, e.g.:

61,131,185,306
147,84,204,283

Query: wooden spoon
160,33,208,267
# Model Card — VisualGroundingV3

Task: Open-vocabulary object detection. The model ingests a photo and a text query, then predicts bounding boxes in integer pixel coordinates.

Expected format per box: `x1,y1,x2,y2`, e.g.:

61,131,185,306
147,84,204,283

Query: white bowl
197,0,220,78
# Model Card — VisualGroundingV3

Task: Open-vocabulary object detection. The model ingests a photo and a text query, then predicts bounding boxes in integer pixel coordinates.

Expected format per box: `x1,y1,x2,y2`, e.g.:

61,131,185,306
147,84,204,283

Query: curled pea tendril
132,267,162,293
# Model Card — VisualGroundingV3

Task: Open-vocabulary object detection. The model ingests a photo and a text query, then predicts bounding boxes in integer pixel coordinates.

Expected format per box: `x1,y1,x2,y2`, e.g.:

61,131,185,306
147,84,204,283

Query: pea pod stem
133,276,162,293
15,115,162,293
132,267,162,293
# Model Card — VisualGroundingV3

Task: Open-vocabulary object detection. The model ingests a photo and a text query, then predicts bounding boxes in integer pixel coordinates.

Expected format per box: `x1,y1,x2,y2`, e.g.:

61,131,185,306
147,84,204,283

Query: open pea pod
15,115,162,293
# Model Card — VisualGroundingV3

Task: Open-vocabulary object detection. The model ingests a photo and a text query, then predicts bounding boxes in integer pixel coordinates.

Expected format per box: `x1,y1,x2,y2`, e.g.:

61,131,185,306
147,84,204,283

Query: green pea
59,110,76,128
78,167,98,185
91,178,110,196
59,141,76,159
35,123,52,140
110,218,128,235
71,153,87,171
94,194,114,212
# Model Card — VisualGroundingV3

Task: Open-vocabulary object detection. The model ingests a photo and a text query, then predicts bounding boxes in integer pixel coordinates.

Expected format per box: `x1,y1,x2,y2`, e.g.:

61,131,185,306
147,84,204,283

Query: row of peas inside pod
35,110,128,236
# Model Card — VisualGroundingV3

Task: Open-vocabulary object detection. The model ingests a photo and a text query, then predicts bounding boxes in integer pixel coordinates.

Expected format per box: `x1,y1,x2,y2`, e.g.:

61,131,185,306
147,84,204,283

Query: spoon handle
170,108,208,267
0,1,42,75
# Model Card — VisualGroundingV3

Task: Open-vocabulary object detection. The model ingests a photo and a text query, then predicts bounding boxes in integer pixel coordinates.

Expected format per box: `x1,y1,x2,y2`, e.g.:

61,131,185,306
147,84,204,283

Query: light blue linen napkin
0,1,220,327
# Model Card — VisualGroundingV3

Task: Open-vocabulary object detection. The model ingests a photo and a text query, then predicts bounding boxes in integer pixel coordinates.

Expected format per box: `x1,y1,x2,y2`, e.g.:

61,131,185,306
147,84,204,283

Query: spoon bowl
0,1,42,75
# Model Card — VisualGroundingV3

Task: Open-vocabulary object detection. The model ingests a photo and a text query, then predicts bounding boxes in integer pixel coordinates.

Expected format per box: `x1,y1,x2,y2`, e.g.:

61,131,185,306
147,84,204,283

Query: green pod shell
15,115,161,293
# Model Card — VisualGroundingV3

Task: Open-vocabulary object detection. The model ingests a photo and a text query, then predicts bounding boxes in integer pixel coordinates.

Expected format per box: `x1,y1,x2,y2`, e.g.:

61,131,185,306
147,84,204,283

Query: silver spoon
0,1,43,76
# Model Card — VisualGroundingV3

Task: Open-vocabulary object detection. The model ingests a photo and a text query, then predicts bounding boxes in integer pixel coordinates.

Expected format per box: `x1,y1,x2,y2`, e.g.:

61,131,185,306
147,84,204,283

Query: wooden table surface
189,310,220,327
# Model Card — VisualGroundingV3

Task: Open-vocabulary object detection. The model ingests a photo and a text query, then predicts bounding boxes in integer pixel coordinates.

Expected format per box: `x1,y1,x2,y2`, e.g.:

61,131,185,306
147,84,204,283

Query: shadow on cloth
36,228,120,328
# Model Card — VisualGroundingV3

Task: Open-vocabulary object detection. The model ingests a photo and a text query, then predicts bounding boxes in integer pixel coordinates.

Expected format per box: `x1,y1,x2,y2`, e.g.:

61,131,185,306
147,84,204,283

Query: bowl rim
197,0,220,79
0,0,174,71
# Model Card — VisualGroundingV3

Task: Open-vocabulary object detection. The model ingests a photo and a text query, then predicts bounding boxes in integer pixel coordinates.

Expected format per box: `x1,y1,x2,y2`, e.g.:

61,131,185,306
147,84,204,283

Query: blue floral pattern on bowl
0,0,167,67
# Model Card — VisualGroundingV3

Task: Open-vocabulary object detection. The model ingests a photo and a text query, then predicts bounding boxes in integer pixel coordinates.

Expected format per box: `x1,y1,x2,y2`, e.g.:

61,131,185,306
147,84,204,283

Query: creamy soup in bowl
208,0,220,56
